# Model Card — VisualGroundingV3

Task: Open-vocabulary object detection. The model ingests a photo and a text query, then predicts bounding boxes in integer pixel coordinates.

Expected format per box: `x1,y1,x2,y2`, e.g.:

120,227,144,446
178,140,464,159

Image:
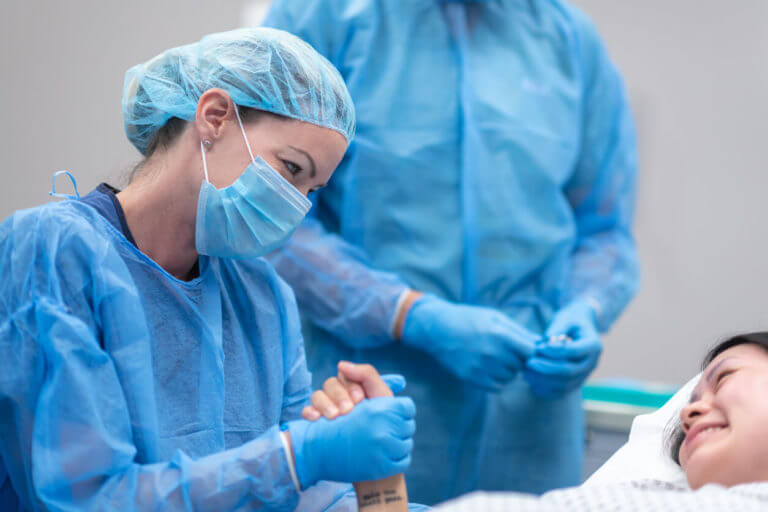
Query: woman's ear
195,89,234,143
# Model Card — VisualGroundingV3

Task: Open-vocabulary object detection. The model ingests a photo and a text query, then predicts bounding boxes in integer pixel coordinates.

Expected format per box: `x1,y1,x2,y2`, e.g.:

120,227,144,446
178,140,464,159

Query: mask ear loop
199,103,251,185
49,170,81,200
200,141,210,183
233,103,257,163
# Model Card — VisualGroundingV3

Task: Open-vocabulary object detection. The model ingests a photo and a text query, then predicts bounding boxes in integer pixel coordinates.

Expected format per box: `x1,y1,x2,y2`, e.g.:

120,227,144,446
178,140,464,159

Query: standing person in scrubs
262,0,640,504
0,27,422,511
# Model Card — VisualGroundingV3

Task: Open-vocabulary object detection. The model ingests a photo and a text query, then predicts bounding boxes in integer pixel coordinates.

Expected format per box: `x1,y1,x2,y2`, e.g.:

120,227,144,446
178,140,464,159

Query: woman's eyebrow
288,145,317,178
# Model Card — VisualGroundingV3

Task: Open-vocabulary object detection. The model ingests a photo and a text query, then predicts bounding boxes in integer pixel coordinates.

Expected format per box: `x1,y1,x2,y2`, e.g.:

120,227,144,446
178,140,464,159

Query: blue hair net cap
122,27,355,155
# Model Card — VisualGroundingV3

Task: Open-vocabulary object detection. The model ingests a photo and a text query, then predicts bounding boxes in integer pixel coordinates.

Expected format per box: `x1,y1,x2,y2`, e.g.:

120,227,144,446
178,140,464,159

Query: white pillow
584,373,701,487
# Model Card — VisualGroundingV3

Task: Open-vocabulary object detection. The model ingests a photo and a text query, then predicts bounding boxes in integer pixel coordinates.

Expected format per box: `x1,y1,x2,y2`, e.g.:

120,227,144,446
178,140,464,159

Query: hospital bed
581,379,677,480
584,374,699,486
435,374,768,510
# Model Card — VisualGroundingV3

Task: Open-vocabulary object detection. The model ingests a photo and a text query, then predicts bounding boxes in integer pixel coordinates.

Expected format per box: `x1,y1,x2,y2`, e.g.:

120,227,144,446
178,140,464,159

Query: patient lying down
435,332,768,511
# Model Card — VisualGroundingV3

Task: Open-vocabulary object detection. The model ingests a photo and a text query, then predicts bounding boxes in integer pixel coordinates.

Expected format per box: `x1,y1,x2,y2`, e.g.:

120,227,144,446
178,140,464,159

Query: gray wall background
2,1,766,386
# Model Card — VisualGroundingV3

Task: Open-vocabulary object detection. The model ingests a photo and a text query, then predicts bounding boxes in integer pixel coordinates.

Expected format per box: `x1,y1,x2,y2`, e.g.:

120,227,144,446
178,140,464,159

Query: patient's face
679,344,768,489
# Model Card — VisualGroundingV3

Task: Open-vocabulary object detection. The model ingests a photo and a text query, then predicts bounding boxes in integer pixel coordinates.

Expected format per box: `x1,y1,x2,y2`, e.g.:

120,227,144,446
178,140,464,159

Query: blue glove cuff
285,419,318,490
400,293,441,348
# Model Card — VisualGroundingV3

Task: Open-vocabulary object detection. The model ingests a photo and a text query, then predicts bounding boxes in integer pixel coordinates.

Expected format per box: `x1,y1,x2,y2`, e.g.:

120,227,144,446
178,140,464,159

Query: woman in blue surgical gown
0,28,421,512
263,0,640,504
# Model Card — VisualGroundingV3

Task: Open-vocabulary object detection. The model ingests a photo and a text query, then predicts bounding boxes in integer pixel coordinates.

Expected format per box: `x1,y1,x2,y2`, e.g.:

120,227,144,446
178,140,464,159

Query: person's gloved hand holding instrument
399,293,539,391
397,291,601,399
524,300,603,399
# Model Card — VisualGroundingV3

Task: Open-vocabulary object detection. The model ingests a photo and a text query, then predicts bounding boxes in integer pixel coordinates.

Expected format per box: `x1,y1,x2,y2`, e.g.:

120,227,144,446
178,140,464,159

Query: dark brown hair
129,106,264,182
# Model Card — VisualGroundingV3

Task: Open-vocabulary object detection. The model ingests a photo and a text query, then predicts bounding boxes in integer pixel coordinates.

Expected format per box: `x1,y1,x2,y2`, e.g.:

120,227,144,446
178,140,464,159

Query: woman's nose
681,398,712,432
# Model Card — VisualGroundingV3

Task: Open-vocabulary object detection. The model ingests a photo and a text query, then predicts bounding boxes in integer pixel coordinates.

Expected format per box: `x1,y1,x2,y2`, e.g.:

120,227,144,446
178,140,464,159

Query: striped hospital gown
437,480,768,511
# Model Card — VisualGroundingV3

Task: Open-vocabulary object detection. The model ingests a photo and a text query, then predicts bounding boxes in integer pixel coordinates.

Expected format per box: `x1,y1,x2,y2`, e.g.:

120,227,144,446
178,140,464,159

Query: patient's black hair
666,331,768,465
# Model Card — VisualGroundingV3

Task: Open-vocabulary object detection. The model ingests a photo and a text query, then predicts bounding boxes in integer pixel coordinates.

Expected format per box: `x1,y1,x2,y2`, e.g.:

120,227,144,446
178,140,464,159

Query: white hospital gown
437,480,768,512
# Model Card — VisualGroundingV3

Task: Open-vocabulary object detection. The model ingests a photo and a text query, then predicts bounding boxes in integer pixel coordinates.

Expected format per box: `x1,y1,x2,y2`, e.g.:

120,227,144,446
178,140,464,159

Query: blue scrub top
79,183,137,246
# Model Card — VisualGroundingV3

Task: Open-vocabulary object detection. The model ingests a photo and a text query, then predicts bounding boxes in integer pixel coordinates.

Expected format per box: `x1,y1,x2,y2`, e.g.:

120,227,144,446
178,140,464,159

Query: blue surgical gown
0,199,363,511
263,0,640,504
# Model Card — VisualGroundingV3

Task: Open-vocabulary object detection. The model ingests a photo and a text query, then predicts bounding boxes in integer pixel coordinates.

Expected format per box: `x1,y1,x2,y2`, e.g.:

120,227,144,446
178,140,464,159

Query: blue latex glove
402,294,539,391
524,301,602,399
382,374,406,395
287,396,416,488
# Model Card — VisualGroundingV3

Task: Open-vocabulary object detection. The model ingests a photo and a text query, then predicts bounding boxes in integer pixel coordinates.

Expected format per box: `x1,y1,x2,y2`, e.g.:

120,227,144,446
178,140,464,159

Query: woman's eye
283,160,302,175
716,369,735,387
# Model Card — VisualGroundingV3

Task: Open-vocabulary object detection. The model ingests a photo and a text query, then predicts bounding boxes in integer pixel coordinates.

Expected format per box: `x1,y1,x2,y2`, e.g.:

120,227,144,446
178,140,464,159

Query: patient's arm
355,474,408,512
341,364,408,512
308,362,410,511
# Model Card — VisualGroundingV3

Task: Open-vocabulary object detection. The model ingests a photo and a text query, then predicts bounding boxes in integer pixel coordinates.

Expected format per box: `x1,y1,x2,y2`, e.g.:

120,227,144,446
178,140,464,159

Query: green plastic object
582,379,679,432
583,379,677,409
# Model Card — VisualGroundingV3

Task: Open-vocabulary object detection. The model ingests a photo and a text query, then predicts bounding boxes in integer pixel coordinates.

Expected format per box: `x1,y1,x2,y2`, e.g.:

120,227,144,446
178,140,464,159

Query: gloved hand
524,300,602,399
381,374,406,394
287,396,416,488
401,294,539,391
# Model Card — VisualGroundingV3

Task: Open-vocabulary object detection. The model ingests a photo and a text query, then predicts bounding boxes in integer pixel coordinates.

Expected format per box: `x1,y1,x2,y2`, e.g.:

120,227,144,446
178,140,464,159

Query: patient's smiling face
678,343,768,489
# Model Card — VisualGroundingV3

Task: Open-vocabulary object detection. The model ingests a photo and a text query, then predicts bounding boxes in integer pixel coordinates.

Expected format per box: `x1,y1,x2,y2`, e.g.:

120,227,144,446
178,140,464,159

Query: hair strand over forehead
702,332,768,370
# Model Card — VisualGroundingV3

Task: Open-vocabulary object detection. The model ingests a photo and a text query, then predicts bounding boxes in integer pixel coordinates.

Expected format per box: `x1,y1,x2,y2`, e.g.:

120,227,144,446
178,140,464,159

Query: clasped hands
400,294,603,398
286,362,415,489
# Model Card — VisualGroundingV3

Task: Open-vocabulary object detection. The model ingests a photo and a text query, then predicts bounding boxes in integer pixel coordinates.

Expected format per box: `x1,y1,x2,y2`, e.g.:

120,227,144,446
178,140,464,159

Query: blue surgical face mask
195,107,311,259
